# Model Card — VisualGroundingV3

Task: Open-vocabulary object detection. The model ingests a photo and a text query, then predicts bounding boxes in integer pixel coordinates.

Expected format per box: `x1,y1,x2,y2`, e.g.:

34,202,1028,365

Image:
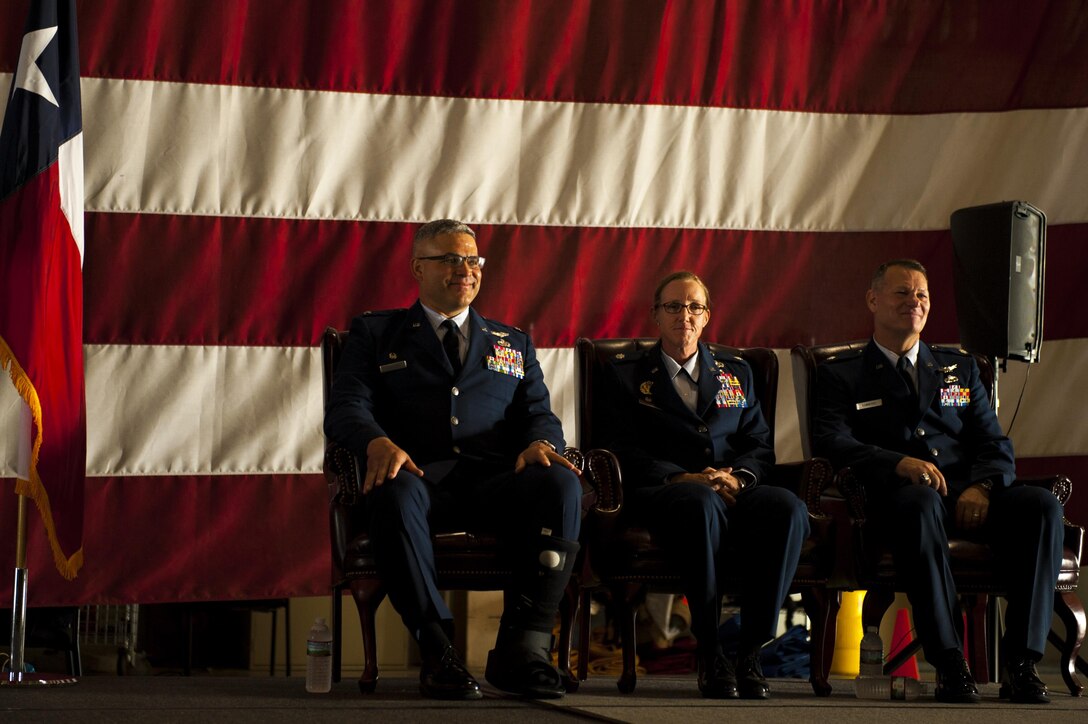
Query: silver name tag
379,361,408,373
856,399,883,410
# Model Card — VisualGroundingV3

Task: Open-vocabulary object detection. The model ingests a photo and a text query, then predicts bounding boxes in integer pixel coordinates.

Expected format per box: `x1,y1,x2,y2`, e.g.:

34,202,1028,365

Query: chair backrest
321,327,346,412
790,340,996,459
322,326,358,467
320,326,365,567
575,337,779,450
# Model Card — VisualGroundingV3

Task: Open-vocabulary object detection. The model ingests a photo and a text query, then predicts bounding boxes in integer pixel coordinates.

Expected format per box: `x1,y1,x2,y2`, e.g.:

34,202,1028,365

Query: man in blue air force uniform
603,271,809,700
813,259,1062,704
324,219,582,700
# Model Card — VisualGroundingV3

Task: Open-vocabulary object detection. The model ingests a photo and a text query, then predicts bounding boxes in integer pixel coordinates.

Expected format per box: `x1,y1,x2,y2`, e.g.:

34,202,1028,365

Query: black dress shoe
697,652,739,699
736,653,771,699
999,657,1050,704
934,651,981,704
419,646,482,700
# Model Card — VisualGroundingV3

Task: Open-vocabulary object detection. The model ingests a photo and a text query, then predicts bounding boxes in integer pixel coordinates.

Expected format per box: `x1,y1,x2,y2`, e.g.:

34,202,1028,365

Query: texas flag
0,0,85,580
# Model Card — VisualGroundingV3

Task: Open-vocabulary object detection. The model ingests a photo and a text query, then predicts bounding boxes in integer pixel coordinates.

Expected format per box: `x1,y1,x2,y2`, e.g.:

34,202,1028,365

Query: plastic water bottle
859,625,884,677
855,625,888,699
855,675,923,700
306,617,333,693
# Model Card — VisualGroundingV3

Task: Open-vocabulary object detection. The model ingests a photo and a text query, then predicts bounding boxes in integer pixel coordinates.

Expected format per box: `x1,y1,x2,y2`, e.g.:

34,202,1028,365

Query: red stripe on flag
84,212,1088,348
2,1,1085,111
0,474,328,606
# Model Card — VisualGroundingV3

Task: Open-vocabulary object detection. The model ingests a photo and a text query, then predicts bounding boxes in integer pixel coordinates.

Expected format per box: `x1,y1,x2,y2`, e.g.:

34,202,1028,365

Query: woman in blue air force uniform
601,271,809,700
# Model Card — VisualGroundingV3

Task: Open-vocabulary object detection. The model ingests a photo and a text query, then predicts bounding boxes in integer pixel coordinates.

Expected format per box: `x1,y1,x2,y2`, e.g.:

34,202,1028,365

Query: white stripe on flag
3,74,1073,230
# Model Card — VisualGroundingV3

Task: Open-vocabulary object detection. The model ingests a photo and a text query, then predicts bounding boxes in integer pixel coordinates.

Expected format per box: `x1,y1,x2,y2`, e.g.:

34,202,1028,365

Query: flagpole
9,491,30,672
3,490,77,686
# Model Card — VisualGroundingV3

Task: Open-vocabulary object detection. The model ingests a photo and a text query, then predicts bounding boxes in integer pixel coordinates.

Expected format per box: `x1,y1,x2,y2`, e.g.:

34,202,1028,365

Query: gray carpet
3,672,1086,723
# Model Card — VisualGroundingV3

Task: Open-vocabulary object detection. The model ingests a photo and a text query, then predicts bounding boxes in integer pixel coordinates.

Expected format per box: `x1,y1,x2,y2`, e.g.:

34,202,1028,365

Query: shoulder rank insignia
639,380,653,395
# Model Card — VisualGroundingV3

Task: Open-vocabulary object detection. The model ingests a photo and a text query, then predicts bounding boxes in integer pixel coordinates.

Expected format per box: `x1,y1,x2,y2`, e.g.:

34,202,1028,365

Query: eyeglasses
656,301,708,315
415,254,486,269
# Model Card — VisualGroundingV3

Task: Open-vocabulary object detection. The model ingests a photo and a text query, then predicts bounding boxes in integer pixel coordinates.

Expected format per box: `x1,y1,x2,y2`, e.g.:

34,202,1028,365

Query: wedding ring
920,472,931,484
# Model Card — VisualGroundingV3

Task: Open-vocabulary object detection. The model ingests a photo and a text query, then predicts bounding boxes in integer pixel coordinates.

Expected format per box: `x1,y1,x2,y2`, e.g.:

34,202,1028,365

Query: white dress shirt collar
659,348,700,382
873,338,920,369
420,303,470,336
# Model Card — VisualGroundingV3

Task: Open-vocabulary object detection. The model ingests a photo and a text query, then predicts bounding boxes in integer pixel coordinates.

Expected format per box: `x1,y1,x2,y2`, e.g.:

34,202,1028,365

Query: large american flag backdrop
2,0,1086,605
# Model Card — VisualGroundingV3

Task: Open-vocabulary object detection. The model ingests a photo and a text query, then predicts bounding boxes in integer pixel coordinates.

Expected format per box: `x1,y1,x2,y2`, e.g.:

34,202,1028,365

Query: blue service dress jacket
602,341,775,487
324,301,565,475
812,339,1015,500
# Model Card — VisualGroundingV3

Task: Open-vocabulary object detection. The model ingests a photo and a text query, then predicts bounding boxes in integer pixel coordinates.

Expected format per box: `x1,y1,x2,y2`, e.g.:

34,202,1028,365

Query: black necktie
441,320,462,376
897,356,917,399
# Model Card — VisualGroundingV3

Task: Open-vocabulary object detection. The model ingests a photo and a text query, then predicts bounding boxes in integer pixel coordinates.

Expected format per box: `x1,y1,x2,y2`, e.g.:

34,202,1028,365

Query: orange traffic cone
887,608,920,679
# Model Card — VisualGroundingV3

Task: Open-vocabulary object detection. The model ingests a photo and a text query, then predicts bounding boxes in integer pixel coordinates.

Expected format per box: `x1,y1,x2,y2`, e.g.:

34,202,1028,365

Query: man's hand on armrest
514,440,581,475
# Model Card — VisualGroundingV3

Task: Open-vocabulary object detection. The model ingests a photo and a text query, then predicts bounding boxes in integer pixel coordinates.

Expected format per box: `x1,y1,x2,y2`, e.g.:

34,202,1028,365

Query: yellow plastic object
830,590,865,677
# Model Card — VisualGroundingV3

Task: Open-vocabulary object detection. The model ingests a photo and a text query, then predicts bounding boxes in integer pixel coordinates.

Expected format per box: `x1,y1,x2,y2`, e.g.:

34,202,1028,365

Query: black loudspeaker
950,201,1045,363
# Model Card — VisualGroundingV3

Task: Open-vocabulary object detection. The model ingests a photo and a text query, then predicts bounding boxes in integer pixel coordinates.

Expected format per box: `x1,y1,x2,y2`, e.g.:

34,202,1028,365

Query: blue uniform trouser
363,461,583,644
627,482,810,654
877,484,1063,662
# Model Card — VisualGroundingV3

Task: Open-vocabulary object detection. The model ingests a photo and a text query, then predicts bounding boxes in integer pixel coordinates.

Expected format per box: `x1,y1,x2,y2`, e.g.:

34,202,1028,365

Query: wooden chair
320,326,611,692
574,337,842,695
791,341,1085,696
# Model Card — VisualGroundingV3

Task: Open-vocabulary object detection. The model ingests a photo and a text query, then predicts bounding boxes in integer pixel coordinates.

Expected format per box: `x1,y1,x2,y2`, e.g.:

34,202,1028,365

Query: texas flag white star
14,25,60,107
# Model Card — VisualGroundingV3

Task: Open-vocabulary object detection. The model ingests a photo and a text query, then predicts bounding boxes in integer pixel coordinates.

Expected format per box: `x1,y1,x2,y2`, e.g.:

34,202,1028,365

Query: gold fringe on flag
0,336,83,580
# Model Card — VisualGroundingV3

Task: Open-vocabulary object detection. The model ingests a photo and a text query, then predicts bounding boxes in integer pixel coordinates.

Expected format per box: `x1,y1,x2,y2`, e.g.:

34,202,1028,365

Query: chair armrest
575,449,623,573
324,444,362,507
583,449,623,516
769,458,834,520
1014,475,1072,506
770,459,857,587
830,467,867,525
562,447,599,519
